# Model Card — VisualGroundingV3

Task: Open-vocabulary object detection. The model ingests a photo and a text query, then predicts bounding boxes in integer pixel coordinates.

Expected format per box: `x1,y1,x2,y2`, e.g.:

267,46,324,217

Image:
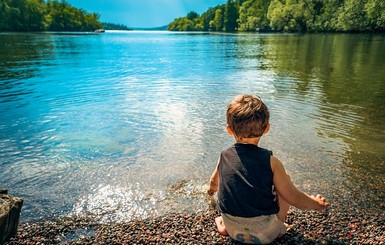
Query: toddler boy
208,94,330,244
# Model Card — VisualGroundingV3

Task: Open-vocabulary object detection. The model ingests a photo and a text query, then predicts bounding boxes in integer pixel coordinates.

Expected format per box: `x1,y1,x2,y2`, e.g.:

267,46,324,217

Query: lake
1,31,384,222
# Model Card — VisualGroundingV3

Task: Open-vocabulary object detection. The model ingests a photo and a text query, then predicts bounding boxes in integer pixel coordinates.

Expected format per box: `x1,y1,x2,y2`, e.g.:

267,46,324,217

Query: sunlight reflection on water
1,32,384,222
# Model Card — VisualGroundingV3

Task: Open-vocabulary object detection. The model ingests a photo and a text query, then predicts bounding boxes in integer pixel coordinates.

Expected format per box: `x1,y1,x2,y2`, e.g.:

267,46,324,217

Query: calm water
1,31,384,222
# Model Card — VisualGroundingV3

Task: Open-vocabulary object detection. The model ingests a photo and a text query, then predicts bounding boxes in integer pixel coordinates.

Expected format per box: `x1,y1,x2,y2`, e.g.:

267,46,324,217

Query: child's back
217,143,278,217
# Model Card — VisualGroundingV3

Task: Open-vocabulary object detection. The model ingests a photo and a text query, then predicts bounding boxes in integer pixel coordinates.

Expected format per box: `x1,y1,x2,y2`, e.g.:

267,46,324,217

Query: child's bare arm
271,156,330,211
207,158,220,195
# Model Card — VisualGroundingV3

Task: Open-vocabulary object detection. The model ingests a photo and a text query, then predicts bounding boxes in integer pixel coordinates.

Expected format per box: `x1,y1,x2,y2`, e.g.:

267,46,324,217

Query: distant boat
95,29,105,33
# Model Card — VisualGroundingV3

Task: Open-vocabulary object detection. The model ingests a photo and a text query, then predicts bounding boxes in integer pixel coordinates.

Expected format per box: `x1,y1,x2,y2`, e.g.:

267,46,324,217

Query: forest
102,22,131,31
0,0,102,32
168,0,385,32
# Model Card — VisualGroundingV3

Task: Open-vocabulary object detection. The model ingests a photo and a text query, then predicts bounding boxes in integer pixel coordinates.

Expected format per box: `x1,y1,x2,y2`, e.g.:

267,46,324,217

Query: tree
267,0,314,32
0,0,103,32
365,0,385,31
187,11,199,20
210,7,224,31
168,0,385,32
224,0,238,31
23,0,46,31
336,0,370,32
311,0,344,32
44,0,102,31
201,7,218,31
0,0,11,31
238,0,271,31
168,17,195,31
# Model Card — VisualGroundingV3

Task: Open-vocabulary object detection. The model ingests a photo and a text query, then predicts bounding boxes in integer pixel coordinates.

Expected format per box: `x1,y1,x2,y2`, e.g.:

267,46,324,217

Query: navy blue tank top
217,143,279,217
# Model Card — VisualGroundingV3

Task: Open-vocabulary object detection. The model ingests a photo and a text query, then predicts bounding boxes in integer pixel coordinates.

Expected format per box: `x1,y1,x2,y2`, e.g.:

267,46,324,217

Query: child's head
226,94,270,139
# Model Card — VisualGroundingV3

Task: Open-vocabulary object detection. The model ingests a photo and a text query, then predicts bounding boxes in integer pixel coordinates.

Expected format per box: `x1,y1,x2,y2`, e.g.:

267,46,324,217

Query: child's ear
263,123,270,135
226,125,234,135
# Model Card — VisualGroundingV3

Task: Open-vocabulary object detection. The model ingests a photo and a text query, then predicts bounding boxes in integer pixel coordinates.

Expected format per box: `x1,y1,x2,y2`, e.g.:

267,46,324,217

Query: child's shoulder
257,146,272,153
220,144,236,154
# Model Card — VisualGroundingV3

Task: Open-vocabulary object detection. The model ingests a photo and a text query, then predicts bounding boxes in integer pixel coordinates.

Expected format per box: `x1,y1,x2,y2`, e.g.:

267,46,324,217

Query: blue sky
67,0,226,28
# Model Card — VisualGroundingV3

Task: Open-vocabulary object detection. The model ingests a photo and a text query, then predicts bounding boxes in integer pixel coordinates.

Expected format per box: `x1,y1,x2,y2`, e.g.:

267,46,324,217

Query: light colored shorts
221,213,286,244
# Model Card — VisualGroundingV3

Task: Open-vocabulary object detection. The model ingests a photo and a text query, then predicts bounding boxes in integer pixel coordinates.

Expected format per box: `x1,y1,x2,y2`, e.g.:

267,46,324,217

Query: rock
0,194,23,244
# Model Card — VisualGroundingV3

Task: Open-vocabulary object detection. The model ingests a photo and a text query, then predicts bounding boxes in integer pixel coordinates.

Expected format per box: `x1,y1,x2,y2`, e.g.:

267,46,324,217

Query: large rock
0,191,23,244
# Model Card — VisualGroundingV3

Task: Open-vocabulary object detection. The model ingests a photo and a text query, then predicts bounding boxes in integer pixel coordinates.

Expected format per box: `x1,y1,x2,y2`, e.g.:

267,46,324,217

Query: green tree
0,0,11,31
102,22,131,30
224,0,238,31
365,0,385,31
46,0,66,31
168,10,204,31
23,0,46,31
267,0,314,32
238,0,271,31
194,16,205,31
201,7,217,31
187,11,199,20
336,0,370,32
235,0,247,8
46,0,102,31
2,0,23,31
0,0,102,32
311,0,344,31
85,13,103,31
168,17,195,31
210,7,224,31
168,0,385,32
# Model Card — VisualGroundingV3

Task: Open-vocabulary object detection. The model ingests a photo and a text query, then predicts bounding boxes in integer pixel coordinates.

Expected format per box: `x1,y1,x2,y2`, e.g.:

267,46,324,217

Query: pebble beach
7,203,385,244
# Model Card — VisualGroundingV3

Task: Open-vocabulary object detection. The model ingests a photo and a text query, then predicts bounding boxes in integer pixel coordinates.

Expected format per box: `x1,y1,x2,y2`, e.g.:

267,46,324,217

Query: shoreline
7,204,385,244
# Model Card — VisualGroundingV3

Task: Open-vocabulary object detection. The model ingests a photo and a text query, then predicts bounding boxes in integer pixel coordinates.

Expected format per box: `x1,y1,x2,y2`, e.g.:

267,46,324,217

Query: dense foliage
102,22,131,31
0,0,103,32
168,0,385,32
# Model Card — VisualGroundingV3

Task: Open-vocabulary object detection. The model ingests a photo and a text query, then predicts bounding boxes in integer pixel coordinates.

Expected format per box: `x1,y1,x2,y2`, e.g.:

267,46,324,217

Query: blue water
1,31,384,222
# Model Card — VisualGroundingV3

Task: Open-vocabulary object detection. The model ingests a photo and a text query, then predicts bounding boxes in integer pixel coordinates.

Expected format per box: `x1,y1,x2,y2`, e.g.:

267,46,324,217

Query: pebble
5,204,384,244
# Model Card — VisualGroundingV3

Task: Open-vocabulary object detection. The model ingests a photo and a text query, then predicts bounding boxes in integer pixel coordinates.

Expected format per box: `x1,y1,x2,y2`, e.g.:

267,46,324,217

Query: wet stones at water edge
0,190,23,244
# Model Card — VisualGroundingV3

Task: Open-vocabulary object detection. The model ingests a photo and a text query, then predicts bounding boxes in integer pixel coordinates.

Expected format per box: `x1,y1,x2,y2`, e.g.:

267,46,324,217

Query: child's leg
215,216,228,235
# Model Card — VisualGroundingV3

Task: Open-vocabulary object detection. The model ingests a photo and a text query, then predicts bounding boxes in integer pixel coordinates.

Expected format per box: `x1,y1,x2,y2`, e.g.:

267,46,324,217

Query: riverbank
7,203,384,244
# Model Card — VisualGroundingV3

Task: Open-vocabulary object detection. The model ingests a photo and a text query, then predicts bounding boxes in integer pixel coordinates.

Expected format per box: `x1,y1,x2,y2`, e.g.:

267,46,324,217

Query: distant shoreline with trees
2,0,384,33
0,0,129,32
168,0,385,33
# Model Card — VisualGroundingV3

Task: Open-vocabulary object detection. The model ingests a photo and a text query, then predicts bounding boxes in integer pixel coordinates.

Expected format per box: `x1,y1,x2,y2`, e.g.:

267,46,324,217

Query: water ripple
1,32,384,222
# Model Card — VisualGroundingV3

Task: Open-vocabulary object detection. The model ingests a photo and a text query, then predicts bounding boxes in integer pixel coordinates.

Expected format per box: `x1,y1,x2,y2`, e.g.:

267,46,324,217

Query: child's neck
235,137,261,146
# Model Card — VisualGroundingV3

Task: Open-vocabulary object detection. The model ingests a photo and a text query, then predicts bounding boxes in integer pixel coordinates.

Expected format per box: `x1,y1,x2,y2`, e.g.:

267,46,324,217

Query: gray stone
0,194,23,244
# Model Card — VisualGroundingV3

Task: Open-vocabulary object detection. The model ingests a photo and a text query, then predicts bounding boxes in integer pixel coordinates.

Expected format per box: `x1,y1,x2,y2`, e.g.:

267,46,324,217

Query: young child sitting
207,94,330,244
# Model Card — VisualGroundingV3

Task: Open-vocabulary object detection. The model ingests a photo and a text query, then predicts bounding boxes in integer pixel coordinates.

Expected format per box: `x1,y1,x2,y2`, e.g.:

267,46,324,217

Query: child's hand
202,184,216,196
207,179,218,196
207,188,216,196
208,165,219,196
311,194,330,210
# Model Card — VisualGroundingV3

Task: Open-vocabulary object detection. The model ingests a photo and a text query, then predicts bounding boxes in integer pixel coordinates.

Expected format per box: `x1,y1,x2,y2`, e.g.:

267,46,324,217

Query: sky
67,0,226,28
